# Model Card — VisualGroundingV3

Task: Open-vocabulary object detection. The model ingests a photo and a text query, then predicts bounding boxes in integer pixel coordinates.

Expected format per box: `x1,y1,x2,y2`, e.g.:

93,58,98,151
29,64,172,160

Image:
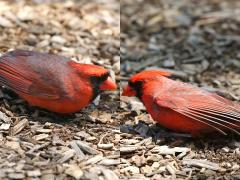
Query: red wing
0,53,60,99
154,82,240,135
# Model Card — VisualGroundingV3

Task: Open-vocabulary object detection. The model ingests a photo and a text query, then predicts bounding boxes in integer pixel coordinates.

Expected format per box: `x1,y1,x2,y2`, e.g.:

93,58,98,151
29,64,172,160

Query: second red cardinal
122,70,240,137
0,50,117,113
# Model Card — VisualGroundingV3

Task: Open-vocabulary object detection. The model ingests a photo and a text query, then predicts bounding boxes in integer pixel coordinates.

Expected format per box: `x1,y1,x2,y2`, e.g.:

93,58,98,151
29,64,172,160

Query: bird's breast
20,91,92,113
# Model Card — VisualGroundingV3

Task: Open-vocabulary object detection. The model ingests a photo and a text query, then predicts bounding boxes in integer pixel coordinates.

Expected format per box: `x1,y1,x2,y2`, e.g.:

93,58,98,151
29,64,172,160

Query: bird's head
122,70,171,98
68,61,117,91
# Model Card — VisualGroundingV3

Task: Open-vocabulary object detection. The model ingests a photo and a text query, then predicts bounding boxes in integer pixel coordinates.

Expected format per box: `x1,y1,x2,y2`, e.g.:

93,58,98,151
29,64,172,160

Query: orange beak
122,85,136,96
99,77,117,91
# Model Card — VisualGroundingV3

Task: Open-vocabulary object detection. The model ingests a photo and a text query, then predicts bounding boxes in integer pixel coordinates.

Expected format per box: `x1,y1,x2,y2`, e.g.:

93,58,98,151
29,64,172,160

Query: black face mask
90,72,110,101
128,80,144,99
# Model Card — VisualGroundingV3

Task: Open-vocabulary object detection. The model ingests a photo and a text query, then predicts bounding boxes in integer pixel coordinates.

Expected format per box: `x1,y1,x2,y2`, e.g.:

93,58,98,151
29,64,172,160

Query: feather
0,53,60,99
153,78,240,135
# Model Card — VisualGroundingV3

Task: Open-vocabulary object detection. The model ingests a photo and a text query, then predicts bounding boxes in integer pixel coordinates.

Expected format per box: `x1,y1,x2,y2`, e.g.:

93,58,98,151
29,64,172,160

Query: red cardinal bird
122,70,240,137
0,50,117,113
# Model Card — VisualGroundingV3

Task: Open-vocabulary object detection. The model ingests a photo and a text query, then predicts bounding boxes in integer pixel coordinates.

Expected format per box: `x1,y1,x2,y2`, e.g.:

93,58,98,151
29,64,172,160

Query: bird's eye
134,81,143,89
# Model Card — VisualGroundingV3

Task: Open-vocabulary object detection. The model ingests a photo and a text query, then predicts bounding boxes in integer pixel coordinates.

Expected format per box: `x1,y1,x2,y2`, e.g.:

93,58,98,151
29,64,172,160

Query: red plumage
0,50,117,113
122,70,240,137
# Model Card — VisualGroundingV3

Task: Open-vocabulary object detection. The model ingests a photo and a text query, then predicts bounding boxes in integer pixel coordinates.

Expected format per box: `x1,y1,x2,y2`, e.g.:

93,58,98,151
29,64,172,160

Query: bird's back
0,50,70,80
0,50,76,101
142,77,240,136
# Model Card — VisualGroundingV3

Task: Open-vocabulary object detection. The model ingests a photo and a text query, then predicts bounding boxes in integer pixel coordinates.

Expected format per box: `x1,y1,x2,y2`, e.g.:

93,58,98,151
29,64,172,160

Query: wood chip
8,172,25,179
83,155,104,166
76,141,99,155
97,143,114,150
182,159,220,171
151,145,190,155
28,142,51,153
33,133,49,141
41,173,55,180
70,140,85,160
101,168,119,180
26,169,41,177
65,165,83,180
0,16,13,27
11,118,28,135
58,149,75,163
0,123,10,130
36,128,52,133
120,146,138,154
99,159,120,166
5,141,24,155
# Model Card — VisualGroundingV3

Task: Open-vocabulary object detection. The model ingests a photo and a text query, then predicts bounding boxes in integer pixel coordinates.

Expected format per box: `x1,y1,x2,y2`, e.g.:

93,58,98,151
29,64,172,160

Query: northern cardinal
122,70,240,137
0,50,117,113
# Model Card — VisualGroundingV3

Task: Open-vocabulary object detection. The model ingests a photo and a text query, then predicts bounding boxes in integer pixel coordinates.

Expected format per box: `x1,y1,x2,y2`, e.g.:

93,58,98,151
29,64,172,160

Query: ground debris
121,0,240,179
0,0,120,179
182,159,220,171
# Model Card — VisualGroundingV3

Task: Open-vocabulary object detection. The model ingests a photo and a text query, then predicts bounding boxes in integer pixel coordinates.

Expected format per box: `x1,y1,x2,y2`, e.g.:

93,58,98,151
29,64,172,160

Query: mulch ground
0,0,120,179
121,0,240,179
0,0,239,180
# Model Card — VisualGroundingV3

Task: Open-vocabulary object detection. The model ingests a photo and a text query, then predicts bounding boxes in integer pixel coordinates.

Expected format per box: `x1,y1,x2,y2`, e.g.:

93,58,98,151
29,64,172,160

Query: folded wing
0,50,60,99
154,81,240,135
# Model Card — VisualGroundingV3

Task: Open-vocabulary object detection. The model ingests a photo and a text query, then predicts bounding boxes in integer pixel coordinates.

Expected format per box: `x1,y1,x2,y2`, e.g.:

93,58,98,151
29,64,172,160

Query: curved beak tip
100,77,117,91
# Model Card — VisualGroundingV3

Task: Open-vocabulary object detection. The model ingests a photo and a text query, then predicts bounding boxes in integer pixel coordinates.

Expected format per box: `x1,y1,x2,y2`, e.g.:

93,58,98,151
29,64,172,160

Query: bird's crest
129,70,171,83
68,61,109,77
